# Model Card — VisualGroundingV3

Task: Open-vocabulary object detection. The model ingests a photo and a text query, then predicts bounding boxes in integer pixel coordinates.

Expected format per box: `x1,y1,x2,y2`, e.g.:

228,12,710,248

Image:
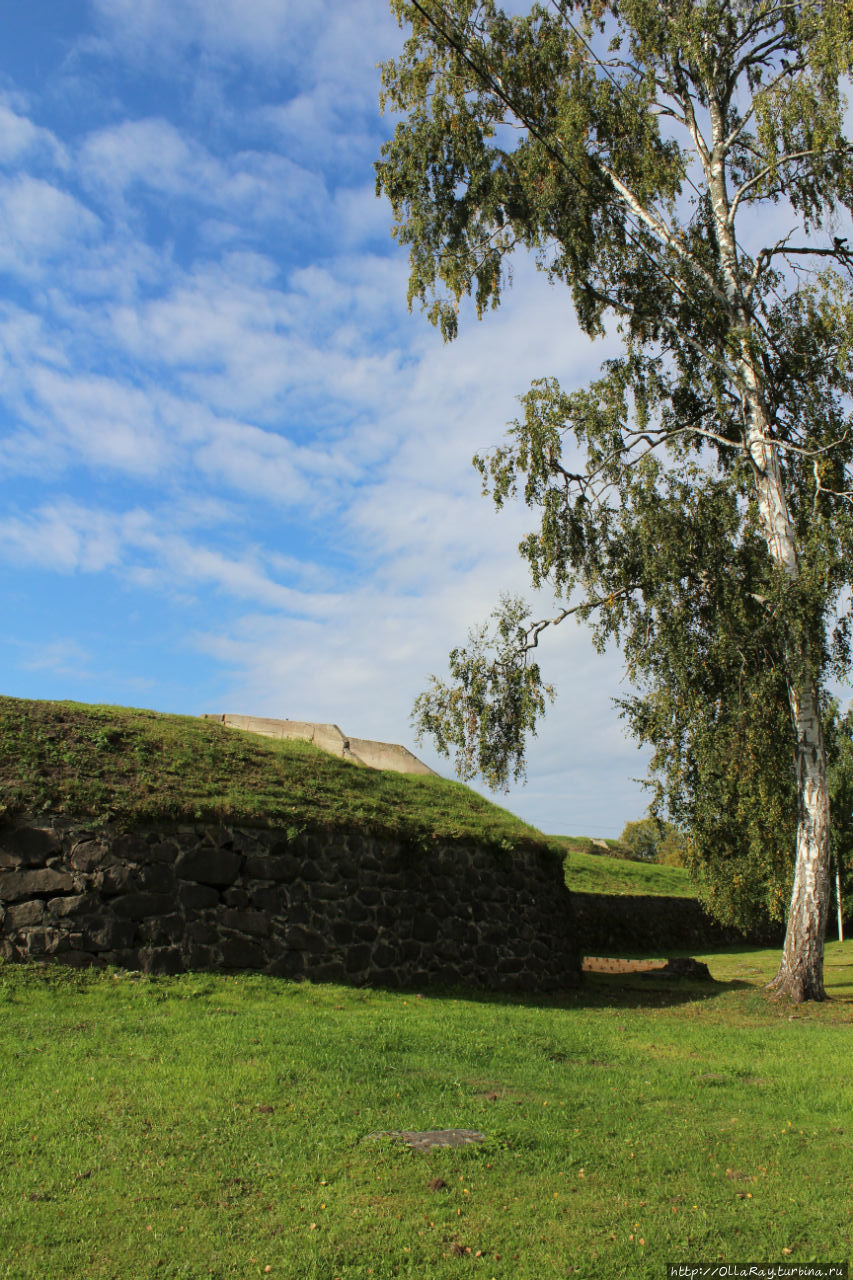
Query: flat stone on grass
365,1128,486,1152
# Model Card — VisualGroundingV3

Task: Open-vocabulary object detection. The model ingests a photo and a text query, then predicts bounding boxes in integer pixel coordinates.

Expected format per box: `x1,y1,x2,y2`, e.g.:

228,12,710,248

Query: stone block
344,944,372,973
373,942,400,967
148,840,181,864
283,903,310,926
140,946,185,975
400,939,423,963
138,864,176,894
111,834,150,862
432,964,464,986
69,841,111,872
185,945,216,970
221,936,266,970
0,868,75,901
24,929,56,957
311,882,344,901
412,915,438,944
86,918,138,952
222,908,269,937
285,925,326,953
101,949,140,970
175,847,241,886
331,920,353,946
137,914,184,946
298,860,322,883
250,885,285,913
199,827,233,848
178,882,220,911
244,853,301,881
222,887,250,909
112,892,176,919
187,922,219,945
0,826,61,867
266,951,305,978
101,864,139,895
7,899,45,928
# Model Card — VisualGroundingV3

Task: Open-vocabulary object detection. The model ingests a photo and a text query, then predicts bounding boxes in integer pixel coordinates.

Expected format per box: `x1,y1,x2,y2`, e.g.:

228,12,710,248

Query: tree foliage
377,0,853,997
619,817,686,865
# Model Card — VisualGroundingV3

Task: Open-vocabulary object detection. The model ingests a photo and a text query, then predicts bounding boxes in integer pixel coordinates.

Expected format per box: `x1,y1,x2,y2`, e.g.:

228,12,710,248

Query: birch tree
376,0,853,1000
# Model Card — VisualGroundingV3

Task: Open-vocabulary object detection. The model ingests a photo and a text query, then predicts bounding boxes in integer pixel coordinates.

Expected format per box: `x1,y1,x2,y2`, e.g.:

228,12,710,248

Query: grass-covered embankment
551,837,695,899
1,696,703,901
2,946,852,1279
0,696,547,853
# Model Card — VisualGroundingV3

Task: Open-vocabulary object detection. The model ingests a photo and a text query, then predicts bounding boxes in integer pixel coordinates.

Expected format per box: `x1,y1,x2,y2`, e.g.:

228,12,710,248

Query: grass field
3,946,852,1279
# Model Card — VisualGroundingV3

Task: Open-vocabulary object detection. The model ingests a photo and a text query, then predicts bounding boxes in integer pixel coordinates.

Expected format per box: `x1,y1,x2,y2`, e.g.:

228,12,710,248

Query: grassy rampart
0,696,548,854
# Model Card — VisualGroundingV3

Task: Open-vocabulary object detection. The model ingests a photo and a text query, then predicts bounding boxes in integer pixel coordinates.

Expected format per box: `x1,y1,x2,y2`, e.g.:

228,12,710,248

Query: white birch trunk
741,376,831,999
705,105,832,1000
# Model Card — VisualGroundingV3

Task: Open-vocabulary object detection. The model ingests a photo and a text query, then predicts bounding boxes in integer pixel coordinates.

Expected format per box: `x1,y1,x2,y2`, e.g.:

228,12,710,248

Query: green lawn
2,946,852,1279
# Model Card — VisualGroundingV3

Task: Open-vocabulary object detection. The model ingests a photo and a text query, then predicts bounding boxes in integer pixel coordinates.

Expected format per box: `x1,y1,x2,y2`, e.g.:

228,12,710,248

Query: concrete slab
201,714,437,777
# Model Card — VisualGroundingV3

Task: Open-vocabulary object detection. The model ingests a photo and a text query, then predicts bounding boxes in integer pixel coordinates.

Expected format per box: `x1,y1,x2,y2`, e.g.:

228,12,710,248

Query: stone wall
572,890,785,953
0,817,580,992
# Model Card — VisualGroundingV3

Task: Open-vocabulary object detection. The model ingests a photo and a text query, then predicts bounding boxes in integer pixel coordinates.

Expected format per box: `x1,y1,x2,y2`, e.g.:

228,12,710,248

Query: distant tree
619,817,686,865
620,818,660,862
377,0,853,1000
827,703,853,933
657,827,686,869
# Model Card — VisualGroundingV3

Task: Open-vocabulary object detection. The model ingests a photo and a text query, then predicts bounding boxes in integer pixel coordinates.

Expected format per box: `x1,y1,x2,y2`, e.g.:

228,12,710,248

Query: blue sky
0,0,654,837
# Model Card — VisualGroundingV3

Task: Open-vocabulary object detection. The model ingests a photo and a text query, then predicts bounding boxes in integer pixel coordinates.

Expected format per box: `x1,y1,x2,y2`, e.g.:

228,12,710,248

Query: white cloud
0,176,101,277
88,0,331,68
0,502,124,573
26,367,173,477
79,118,327,232
0,498,344,617
80,117,211,200
21,638,94,677
0,103,67,169
86,0,400,85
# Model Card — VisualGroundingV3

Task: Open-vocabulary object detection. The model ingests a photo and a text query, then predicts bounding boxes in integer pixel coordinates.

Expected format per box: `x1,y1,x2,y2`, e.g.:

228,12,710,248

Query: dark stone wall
572,890,785,953
0,818,580,992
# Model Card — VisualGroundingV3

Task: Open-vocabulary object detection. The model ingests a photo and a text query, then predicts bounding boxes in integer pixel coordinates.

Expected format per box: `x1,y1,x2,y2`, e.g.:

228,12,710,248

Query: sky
0,0,666,838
